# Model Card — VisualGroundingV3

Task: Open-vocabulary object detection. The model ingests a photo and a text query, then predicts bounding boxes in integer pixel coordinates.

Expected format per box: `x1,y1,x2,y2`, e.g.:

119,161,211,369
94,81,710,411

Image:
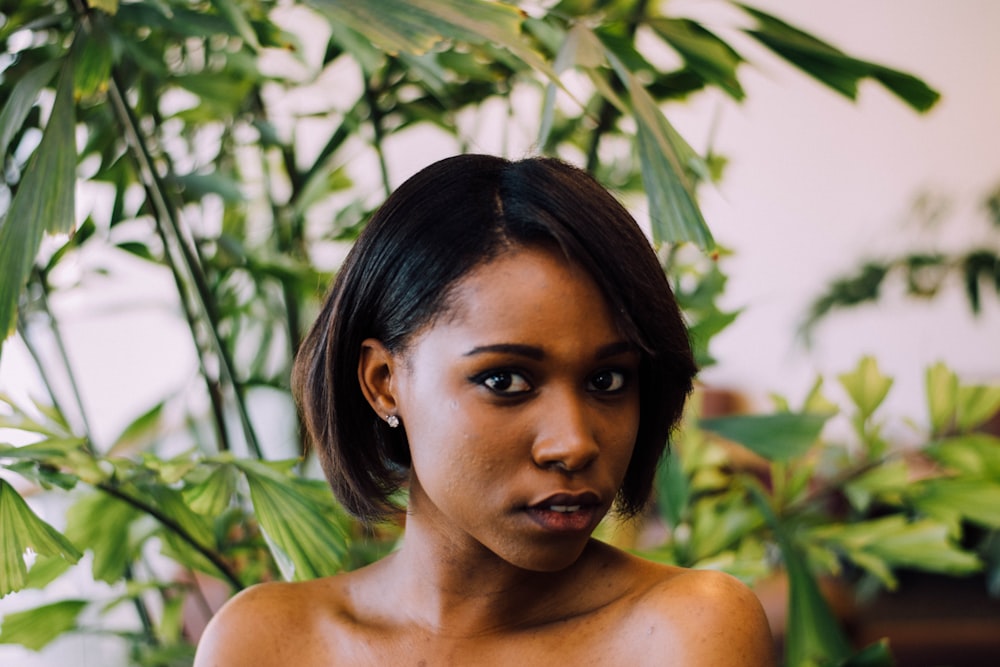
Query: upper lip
527,491,601,509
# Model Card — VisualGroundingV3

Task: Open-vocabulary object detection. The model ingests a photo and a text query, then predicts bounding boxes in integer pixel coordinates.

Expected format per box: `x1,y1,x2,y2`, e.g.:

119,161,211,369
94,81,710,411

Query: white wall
671,0,1000,429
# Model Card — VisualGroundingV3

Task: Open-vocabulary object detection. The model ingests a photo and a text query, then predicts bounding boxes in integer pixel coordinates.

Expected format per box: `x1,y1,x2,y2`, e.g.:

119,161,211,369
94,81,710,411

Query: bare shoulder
193,578,343,667
626,561,776,666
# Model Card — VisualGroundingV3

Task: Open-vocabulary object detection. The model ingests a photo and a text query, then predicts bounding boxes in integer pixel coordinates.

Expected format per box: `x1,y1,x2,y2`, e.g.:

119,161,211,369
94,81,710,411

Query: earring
385,414,400,428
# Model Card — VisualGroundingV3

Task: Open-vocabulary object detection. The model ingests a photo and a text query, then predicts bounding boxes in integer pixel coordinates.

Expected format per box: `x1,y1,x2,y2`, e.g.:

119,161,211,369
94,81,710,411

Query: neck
381,515,610,638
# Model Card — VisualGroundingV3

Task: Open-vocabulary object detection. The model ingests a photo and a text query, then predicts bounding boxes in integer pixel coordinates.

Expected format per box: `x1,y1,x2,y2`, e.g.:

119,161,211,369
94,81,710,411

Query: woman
194,155,774,666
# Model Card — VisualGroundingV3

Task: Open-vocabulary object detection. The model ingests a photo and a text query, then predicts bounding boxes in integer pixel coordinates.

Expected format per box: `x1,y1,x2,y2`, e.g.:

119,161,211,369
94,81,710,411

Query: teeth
549,505,582,513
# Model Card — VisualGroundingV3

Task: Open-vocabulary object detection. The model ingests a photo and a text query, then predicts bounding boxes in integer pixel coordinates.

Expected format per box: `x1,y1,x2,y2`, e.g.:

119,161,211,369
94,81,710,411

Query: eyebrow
463,341,636,361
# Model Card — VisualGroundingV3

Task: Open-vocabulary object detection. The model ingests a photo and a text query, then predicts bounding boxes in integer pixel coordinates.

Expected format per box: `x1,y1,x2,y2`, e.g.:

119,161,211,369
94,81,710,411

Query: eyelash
471,369,630,396
473,370,533,395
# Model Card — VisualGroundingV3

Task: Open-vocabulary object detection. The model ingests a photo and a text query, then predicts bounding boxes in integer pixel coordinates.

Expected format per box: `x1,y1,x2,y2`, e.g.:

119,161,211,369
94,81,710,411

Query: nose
530,390,600,472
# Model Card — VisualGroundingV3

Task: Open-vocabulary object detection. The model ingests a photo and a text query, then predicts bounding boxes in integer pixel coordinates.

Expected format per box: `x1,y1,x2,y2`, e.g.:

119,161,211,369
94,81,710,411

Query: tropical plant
802,183,1000,340
645,358,1000,666
0,0,949,665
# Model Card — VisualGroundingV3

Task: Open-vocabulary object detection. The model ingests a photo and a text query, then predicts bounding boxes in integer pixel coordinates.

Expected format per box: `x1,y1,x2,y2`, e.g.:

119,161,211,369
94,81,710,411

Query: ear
358,338,400,421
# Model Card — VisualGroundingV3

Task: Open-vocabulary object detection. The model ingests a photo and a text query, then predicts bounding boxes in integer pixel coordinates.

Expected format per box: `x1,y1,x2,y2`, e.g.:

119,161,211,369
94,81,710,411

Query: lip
524,491,603,533
528,491,601,510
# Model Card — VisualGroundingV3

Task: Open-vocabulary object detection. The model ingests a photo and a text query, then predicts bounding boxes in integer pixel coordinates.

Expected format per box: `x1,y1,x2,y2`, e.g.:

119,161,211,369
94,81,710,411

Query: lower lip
526,506,598,533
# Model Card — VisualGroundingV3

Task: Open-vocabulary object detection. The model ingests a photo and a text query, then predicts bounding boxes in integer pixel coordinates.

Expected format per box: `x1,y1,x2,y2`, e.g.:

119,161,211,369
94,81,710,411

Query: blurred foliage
803,183,1000,340
0,0,963,665
640,358,1000,666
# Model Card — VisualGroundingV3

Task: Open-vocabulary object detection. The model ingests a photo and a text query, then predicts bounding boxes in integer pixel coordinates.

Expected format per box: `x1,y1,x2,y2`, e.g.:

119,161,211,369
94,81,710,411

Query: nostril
532,440,598,473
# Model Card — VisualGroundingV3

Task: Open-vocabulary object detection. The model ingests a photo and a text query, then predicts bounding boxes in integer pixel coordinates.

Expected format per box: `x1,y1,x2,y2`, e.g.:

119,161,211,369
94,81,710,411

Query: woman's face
382,244,641,572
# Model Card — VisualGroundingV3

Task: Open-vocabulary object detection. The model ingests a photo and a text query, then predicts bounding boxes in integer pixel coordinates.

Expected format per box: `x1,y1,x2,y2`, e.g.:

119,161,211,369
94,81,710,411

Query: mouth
548,504,583,513
525,492,603,533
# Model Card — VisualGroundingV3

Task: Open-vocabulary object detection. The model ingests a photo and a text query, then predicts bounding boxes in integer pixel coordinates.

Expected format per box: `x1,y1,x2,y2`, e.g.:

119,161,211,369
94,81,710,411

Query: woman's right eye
478,371,532,395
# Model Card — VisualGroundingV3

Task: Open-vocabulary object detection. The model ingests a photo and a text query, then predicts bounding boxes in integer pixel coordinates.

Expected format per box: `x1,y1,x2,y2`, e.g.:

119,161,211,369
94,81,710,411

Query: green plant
637,357,1000,666
0,1,945,665
802,183,1000,340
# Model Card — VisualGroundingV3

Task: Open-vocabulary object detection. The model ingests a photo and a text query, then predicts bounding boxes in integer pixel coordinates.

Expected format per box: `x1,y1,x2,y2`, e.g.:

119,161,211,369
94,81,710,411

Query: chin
506,539,593,574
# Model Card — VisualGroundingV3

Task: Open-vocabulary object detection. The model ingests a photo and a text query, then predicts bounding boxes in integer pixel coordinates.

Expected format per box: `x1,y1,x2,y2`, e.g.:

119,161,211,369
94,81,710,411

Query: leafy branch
803,184,1000,340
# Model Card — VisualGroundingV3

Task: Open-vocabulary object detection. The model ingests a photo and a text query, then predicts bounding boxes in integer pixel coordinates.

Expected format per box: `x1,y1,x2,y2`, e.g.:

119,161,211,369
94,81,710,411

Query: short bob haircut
293,154,696,523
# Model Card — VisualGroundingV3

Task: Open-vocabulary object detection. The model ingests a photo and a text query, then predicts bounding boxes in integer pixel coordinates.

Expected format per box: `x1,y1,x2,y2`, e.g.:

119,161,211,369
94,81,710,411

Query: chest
325,610,663,667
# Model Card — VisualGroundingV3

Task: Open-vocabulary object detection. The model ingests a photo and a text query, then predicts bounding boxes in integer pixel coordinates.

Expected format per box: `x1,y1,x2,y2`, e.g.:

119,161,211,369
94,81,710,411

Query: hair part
293,154,697,522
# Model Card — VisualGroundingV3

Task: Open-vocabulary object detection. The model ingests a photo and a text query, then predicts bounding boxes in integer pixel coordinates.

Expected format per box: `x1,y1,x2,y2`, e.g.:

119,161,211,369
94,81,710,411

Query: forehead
419,244,623,345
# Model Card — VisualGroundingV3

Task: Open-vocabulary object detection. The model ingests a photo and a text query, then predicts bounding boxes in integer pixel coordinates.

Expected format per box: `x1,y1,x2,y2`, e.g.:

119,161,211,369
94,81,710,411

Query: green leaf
307,0,526,57
0,60,60,160
739,5,865,97
869,65,941,114
739,5,939,112
655,448,688,529
0,58,77,353
324,20,383,75
913,478,1000,530
614,62,713,248
0,479,82,597
839,639,894,667
183,463,238,516
172,73,254,116
649,18,744,100
211,0,261,51
809,516,981,587
686,308,740,368
955,383,1000,432
0,438,87,462
927,434,1000,480
138,482,217,551
688,493,764,561
237,460,348,581
21,554,74,590
72,27,114,99
537,23,622,150
4,461,79,491
64,491,141,584
142,454,198,486
843,459,910,512
749,485,853,666
925,362,958,435
90,0,119,15
838,357,893,420
802,376,839,417
106,402,165,456
699,412,830,461
0,599,88,651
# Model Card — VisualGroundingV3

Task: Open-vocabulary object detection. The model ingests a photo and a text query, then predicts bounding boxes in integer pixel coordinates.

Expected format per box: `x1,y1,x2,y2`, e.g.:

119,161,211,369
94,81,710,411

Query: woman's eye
588,370,626,392
480,371,532,394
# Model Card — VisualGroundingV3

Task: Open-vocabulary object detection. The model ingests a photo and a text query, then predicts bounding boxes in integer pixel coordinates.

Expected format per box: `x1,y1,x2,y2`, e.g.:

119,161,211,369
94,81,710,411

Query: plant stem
27,271,96,451
97,481,245,591
125,562,160,645
363,75,392,198
104,77,263,460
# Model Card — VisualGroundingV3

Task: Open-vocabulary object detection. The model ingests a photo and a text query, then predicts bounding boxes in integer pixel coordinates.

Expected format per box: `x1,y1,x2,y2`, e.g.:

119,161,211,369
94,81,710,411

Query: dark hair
293,154,696,522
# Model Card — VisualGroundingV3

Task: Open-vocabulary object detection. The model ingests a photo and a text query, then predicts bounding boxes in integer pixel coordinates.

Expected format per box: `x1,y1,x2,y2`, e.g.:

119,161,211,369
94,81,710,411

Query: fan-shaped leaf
0,479,82,597
237,460,348,581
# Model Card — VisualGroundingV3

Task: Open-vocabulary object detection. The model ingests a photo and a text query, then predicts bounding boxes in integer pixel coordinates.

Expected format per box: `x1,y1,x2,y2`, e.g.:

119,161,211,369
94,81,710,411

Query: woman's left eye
588,370,627,392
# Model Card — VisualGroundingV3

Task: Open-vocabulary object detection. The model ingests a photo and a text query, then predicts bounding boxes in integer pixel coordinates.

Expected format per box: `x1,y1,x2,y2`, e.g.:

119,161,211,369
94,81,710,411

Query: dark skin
194,246,775,666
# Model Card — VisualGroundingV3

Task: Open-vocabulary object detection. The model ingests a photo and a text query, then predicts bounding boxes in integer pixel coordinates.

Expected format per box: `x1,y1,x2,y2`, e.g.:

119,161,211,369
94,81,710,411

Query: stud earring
386,414,400,428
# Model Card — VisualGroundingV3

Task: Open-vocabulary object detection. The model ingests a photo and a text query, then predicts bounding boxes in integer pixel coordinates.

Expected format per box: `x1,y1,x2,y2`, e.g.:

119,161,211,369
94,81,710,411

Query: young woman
194,155,774,666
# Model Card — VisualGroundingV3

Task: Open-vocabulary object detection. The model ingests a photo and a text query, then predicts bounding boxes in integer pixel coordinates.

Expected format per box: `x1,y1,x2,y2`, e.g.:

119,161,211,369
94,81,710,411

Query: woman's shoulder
193,577,348,667
621,556,776,666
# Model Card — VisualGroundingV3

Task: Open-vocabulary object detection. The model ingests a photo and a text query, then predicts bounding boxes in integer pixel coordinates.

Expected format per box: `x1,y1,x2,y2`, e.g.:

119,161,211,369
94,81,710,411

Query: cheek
607,400,641,468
